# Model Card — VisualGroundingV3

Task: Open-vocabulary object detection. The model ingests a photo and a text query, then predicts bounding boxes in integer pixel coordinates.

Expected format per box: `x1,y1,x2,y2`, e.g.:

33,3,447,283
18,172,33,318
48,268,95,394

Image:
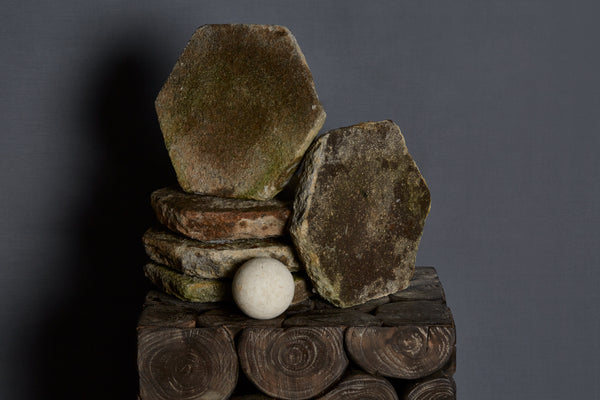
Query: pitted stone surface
155,24,326,200
144,262,309,304
143,227,300,279
290,120,431,308
144,263,230,303
151,187,291,242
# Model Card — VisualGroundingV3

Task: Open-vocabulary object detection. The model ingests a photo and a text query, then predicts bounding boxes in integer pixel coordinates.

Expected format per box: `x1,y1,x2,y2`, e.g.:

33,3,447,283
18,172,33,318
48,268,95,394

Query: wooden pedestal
137,267,456,400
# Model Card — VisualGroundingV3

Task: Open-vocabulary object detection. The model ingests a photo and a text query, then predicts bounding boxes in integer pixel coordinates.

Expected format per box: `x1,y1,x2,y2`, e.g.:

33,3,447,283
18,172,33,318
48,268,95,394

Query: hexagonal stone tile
155,24,326,200
290,121,431,308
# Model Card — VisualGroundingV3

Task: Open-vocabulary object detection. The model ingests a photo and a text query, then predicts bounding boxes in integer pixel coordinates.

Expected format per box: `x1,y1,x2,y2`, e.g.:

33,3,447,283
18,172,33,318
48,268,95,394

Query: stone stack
137,23,456,400
142,187,311,304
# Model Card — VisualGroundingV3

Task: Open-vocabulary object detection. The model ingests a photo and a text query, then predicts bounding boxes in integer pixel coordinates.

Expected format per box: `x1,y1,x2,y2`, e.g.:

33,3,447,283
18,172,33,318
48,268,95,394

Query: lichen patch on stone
155,24,326,200
290,120,431,308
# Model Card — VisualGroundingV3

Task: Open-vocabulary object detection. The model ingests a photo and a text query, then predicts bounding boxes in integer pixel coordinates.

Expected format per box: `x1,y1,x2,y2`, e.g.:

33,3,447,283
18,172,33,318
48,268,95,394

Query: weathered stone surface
151,187,291,241
144,262,310,305
155,24,326,200
144,263,230,302
143,227,300,279
290,120,431,308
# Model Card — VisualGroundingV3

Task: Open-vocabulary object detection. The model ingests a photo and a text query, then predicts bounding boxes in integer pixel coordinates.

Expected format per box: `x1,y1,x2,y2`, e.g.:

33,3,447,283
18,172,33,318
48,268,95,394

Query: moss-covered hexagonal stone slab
290,121,431,308
156,24,326,200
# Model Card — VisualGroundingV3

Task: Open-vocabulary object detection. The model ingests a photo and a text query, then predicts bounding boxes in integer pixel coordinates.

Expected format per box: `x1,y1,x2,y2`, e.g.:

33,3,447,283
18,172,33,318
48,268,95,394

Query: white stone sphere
232,257,295,320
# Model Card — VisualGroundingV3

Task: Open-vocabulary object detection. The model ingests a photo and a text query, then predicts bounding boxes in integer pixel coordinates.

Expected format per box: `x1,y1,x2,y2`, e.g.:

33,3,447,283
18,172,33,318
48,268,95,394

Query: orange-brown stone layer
151,187,291,241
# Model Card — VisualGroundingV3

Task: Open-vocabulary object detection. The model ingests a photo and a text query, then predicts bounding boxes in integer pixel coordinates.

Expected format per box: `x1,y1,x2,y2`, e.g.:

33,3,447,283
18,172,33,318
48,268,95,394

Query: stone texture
143,227,300,279
144,262,310,305
290,120,431,308
144,263,230,302
151,187,291,242
155,24,326,200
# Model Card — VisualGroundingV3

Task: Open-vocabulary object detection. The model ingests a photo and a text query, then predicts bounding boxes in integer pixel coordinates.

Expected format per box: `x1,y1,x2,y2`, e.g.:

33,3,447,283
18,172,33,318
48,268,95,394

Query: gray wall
2,1,599,399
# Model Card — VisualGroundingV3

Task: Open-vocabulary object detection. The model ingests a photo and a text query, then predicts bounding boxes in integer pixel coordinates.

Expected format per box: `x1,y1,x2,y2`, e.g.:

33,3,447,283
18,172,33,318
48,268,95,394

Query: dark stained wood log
412,266,437,279
195,307,284,336
443,348,457,376
230,395,275,400
138,326,238,400
317,371,399,400
399,375,456,400
137,304,196,329
389,267,446,303
376,300,454,326
238,327,348,400
282,309,381,327
345,326,455,379
312,294,390,312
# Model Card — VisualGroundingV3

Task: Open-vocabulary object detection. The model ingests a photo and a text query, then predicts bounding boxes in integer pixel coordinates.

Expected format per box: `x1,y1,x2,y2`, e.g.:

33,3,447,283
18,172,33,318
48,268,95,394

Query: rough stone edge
289,133,333,302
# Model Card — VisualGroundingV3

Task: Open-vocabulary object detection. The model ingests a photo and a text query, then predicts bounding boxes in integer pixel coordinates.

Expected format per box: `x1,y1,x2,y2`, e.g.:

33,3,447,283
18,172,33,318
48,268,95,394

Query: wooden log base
137,267,456,399
376,300,454,326
238,327,348,400
317,371,399,400
389,267,446,302
138,326,238,400
346,326,455,379
283,308,381,328
400,376,457,400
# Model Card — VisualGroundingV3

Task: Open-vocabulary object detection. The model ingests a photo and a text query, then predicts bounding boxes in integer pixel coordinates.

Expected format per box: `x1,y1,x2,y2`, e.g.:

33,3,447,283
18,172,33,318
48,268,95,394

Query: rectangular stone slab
143,227,300,279
151,187,291,242
144,263,231,302
144,262,311,304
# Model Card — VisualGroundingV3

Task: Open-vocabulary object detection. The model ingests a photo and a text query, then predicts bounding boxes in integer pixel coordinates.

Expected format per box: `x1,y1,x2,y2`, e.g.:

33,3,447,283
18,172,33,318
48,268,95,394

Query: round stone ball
232,257,295,320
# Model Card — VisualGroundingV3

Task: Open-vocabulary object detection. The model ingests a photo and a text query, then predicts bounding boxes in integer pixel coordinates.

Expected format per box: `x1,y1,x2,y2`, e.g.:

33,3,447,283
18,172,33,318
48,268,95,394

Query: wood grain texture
400,376,456,400
238,327,348,399
376,300,454,326
282,308,381,328
389,267,446,302
137,304,197,329
195,308,284,337
138,327,238,400
317,371,398,400
346,326,455,379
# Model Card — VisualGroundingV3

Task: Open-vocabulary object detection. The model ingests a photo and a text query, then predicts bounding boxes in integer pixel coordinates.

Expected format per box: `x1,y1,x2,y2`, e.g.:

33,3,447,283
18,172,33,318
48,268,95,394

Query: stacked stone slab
142,187,310,304
138,23,455,400
142,23,325,305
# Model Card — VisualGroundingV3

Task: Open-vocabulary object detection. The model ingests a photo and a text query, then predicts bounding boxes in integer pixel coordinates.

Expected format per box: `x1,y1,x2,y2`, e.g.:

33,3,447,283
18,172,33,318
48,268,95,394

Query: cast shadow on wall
33,39,175,399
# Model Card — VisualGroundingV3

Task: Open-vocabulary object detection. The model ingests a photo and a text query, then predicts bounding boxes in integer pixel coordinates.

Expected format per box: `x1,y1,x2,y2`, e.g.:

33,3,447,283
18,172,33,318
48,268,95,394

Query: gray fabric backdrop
1,1,599,398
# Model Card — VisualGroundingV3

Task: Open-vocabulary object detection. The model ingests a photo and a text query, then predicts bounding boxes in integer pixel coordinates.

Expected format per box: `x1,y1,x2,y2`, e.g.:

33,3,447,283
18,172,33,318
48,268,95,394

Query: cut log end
401,376,457,400
138,327,238,400
317,371,398,400
346,326,455,379
238,327,348,400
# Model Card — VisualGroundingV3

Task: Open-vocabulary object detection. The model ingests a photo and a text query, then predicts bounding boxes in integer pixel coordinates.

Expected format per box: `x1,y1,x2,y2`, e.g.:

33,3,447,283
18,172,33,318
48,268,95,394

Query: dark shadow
32,36,176,399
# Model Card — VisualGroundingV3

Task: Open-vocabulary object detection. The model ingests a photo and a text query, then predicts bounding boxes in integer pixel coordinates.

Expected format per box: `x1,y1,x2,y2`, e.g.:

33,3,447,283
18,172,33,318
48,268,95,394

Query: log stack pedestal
137,267,456,400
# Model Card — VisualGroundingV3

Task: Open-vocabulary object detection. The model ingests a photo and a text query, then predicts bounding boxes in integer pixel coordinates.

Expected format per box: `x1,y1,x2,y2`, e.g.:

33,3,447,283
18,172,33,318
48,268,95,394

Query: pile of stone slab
142,187,311,305
137,24,456,400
